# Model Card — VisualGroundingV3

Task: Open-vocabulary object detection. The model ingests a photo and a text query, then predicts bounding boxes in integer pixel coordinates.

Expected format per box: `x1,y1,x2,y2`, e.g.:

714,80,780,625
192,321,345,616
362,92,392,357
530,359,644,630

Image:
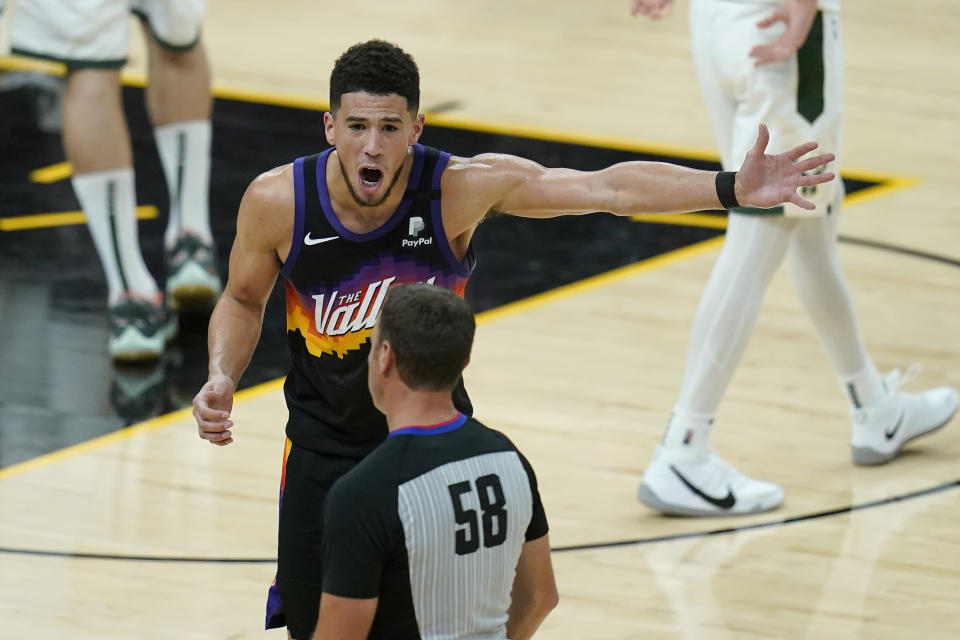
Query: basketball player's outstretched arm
442,124,832,238
193,166,293,446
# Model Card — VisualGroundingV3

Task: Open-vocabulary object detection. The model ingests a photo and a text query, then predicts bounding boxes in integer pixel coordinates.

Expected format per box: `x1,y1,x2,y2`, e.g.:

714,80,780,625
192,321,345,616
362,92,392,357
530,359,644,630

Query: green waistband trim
730,205,786,216
11,47,126,69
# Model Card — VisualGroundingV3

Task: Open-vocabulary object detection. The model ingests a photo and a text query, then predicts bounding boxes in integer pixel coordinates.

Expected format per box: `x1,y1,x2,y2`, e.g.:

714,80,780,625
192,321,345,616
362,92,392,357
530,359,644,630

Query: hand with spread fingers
735,124,835,210
193,373,237,446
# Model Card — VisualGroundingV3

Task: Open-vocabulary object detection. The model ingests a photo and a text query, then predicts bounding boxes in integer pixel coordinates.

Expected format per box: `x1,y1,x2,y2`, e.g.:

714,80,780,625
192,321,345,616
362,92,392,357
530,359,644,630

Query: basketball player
190,40,834,639
630,0,958,515
312,284,556,640
3,0,222,360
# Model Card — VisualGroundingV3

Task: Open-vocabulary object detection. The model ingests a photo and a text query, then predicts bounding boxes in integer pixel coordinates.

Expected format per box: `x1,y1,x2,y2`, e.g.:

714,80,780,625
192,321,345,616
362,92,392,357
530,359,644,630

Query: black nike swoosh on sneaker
669,465,736,510
885,409,905,440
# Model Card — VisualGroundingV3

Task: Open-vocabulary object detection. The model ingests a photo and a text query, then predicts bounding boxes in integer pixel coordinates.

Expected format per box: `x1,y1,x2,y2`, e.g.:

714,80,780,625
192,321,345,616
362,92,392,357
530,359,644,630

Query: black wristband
715,171,740,209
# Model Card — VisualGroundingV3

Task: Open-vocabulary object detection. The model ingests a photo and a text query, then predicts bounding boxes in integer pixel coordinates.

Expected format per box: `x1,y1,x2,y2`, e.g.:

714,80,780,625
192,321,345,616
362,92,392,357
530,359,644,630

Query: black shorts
265,439,359,639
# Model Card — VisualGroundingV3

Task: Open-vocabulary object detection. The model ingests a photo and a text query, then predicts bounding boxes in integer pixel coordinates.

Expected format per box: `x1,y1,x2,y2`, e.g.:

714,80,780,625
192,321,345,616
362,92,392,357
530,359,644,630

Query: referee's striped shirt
321,413,548,639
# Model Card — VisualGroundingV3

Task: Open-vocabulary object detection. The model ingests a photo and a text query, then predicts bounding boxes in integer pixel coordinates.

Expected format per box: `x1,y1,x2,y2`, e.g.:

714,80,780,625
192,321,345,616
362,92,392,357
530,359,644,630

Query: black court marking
553,479,960,553
1,478,956,562
838,235,960,268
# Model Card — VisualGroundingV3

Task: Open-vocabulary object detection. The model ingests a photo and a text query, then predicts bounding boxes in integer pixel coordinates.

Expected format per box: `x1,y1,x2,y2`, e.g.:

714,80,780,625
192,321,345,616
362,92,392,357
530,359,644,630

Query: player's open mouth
359,167,383,192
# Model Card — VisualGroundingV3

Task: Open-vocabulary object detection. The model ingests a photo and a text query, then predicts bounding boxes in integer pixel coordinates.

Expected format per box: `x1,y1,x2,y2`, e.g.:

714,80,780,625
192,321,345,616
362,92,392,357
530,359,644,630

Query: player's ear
409,113,425,145
324,111,336,146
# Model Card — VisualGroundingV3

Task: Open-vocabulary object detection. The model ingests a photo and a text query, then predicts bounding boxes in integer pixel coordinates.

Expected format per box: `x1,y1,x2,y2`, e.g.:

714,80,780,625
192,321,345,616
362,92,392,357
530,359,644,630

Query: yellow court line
476,235,726,325
29,161,73,184
427,112,721,161
0,205,158,231
632,212,728,229
844,175,922,208
212,84,328,112
0,378,285,482
0,237,725,482
0,55,64,75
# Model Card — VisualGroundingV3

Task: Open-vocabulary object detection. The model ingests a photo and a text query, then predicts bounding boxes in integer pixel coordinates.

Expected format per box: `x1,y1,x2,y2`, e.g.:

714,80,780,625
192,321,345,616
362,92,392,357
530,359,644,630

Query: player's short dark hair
329,40,420,115
378,284,475,391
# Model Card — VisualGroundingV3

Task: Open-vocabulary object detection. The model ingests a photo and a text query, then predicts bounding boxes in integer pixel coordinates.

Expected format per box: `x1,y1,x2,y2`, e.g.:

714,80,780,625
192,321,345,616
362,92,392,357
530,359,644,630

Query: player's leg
11,0,171,361
63,68,162,300
790,193,958,465
639,213,794,515
135,0,221,312
640,0,800,516
268,442,358,639
772,9,878,404
787,7,958,463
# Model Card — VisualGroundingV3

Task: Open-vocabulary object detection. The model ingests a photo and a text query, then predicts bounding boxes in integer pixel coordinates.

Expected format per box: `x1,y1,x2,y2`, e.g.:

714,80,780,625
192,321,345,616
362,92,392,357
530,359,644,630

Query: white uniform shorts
2,0,205,68
690,0,843,217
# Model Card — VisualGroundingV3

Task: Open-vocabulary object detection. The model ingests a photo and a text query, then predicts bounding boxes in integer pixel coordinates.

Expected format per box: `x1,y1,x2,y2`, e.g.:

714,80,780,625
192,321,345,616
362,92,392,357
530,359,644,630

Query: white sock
154,119,212,248
840,361,887,409
662,407,715,454
72,168,159,304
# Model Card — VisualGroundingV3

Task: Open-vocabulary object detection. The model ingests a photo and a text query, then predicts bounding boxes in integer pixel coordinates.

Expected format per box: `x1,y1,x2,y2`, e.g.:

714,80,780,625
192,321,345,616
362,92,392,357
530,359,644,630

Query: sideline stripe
0,378,284,482
843,175,920,207
475,236,725,326
30,161,73,184
0,205,158,231
632,212,728,229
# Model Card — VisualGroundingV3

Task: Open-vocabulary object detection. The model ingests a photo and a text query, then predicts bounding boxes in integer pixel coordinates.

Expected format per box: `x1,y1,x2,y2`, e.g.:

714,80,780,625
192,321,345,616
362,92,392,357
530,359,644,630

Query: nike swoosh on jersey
670,465,736,509
304,233,339,246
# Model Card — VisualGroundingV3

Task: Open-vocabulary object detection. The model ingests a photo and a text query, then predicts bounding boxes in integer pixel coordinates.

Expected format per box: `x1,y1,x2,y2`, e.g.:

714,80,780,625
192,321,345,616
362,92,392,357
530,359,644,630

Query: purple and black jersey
280,144,475,457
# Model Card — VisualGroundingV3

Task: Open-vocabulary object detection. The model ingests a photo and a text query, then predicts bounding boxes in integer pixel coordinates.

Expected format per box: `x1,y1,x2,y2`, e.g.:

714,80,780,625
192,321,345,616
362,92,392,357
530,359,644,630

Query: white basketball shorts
4,0,205,67
690,0,843,217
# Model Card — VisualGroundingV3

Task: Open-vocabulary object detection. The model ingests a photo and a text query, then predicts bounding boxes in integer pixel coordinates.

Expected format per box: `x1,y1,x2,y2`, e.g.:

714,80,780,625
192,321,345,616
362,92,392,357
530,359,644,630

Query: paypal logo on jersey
403,216,433,248
408,217,425,237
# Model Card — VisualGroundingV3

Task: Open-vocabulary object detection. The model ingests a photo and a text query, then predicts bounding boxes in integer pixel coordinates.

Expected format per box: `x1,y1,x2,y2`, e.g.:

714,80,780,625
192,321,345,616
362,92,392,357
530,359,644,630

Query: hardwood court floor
1,0,959,638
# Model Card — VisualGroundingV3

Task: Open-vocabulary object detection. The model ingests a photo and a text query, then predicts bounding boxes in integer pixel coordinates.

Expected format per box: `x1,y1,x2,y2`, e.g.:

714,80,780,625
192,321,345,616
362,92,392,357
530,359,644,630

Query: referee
312,284,558,640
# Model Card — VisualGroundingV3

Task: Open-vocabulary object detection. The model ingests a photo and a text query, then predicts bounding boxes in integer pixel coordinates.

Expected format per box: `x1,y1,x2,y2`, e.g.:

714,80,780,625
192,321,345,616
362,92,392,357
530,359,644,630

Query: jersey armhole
431,151,476,277
280,156,307,278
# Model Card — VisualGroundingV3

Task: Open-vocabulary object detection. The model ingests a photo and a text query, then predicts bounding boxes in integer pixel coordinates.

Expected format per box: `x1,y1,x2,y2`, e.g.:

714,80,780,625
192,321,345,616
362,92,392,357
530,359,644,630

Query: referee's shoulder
330,442,404,500
469,416,519,451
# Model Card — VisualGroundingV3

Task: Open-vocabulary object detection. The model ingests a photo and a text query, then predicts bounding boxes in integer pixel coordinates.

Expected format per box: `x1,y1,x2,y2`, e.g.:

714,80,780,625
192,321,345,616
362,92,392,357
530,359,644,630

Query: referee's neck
384,389,459,434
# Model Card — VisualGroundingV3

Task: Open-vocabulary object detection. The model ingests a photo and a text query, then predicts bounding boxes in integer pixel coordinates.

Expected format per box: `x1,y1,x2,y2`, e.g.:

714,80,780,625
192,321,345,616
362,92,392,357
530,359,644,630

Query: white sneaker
850,368,958,466
638,446,784,516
